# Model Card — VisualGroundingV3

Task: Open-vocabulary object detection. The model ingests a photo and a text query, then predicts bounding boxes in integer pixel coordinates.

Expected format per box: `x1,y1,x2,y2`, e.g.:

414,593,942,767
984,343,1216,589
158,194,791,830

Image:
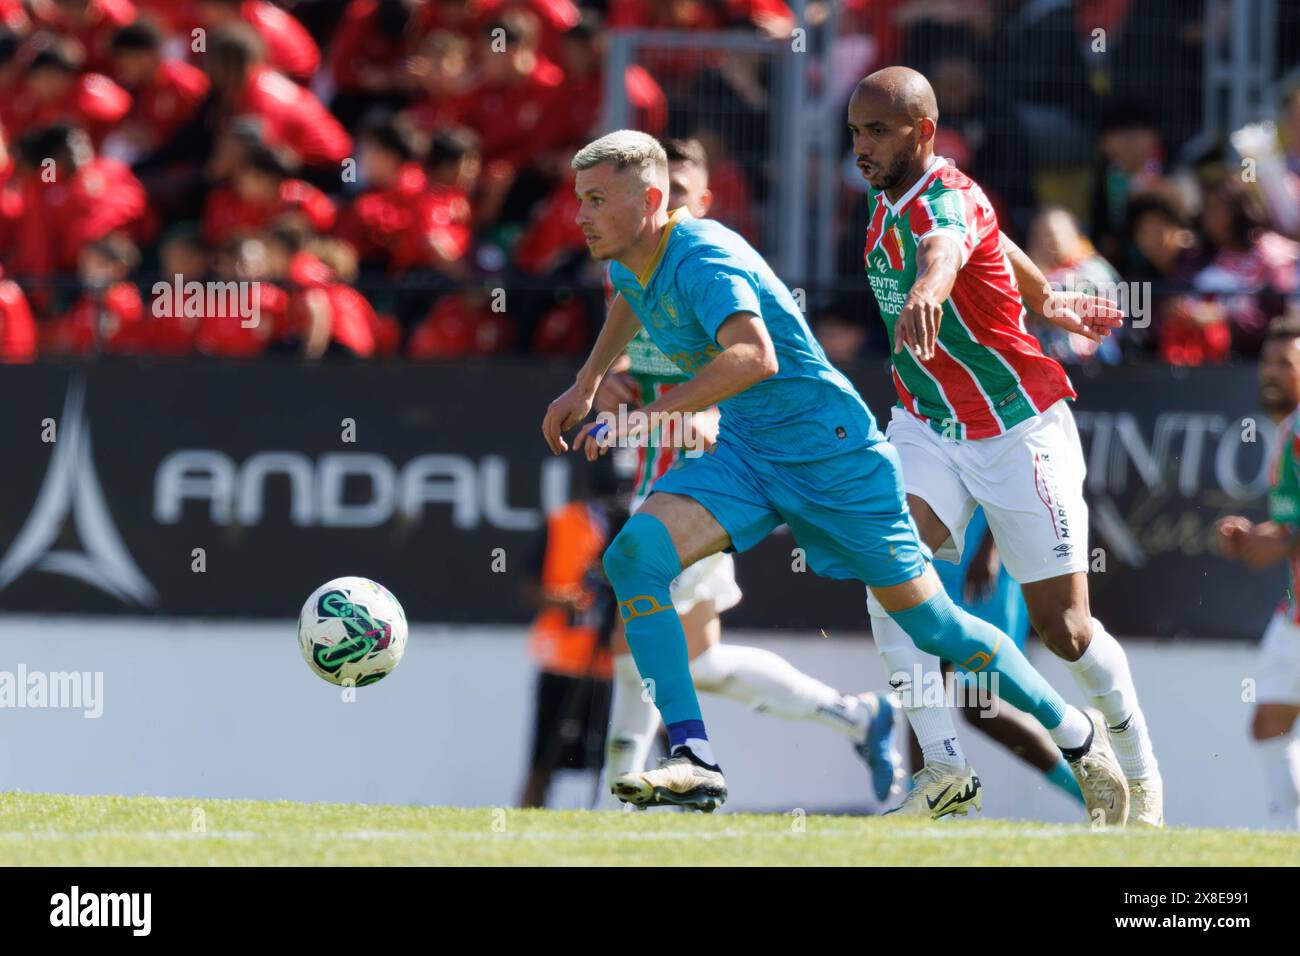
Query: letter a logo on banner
0,378,157,605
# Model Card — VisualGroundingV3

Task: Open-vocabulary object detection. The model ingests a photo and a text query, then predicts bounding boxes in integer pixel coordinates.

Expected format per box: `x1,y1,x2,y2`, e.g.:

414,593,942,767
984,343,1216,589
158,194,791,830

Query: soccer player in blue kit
541,131,1127,821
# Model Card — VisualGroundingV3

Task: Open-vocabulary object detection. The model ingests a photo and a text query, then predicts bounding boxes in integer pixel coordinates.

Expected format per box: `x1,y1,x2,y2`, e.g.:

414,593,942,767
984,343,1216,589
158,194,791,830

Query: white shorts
670,551,742,616
885,399,1089,584
1257,612,1300,706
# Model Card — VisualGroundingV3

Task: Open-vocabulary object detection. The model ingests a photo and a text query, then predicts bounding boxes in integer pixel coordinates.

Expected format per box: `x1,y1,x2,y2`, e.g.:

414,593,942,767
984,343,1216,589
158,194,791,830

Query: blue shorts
652,438,931,588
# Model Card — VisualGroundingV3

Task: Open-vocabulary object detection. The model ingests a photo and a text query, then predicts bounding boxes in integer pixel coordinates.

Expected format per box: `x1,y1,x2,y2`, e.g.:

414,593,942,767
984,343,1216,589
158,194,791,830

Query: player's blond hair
571,130,669,191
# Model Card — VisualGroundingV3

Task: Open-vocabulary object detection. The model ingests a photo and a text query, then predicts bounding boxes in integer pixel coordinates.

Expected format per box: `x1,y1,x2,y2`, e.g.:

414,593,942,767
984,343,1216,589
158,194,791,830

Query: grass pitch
1,792,1293,866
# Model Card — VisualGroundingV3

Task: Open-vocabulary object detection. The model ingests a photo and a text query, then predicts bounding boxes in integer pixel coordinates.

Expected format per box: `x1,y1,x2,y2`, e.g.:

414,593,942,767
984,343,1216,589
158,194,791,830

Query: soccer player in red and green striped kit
849,67,1163,824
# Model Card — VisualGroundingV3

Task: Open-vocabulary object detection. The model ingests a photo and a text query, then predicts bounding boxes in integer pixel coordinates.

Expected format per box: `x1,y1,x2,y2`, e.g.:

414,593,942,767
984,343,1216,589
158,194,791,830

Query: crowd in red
1,0,1294,367
0,0,794,362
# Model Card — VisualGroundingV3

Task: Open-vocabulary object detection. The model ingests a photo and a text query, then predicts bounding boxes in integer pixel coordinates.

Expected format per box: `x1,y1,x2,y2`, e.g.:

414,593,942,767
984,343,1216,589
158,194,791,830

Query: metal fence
599,2,1298,285
602,29,816,283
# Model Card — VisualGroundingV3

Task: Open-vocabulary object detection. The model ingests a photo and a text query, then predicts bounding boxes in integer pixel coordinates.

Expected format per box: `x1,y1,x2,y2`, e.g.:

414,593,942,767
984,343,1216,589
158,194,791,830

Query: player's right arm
542,292,642,454
897,233,963,360
592,352,638,414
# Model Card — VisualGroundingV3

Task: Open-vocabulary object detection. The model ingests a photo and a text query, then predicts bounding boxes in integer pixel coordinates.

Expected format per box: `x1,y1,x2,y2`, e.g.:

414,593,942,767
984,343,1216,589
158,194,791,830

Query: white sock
1062,619,1158,778
1049,705,1094,751
689,643,869,741
599,654,660,807
1256,735,1300,830
868,599,965,768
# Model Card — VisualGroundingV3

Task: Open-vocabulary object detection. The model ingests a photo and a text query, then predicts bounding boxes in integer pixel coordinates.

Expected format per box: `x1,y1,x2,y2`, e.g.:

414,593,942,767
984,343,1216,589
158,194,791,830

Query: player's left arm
572,312,776,461
999,231,1123,344
641,312,777,416
898,233,963,361
572,254,778,460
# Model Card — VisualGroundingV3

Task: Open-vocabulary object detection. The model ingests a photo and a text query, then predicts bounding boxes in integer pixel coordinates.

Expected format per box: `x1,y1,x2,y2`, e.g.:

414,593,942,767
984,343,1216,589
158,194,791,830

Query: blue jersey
608,209,881,463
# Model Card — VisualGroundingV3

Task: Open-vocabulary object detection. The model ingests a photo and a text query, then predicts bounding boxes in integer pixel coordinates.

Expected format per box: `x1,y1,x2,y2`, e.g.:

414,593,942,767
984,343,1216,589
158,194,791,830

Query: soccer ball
297,577,408,686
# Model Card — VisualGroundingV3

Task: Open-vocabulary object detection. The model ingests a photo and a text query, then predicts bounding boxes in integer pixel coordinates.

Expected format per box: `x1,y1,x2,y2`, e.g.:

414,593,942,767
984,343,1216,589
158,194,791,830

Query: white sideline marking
0,825,1165,842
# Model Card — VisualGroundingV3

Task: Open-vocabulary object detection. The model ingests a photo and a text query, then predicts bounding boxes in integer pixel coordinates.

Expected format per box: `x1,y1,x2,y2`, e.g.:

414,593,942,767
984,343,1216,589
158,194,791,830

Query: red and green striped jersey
863,155,1076,440
1267,406,1300,622
627,330,690,510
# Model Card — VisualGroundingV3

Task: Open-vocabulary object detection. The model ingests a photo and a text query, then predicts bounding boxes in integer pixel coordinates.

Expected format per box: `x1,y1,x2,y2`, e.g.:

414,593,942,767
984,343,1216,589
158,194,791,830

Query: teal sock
602,513,705,746
1047,758,1086,805
888,591,1069,731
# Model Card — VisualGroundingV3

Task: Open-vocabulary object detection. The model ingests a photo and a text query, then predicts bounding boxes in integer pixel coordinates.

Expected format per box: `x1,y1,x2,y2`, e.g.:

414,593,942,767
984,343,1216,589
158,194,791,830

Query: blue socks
888,590,1069,731
1047,758,1086,805
602,513,712,758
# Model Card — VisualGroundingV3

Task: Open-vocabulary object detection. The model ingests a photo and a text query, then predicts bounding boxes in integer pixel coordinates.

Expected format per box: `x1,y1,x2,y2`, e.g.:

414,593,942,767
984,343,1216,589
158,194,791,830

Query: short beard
1261,385,1294,417
876,150,916,193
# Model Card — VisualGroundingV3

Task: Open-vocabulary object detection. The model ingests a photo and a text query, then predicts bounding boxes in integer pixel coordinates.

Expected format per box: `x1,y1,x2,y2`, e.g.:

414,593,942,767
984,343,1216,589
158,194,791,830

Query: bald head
855,67,939,125
848,67,939,196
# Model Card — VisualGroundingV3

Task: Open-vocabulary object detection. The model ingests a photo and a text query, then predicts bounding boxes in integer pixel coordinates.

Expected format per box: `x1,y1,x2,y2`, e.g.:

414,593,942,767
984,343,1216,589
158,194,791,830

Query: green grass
1,792,1294,866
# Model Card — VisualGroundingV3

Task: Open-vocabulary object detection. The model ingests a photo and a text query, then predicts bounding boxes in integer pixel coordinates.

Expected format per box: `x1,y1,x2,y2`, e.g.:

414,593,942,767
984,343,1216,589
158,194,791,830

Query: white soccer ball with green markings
298,577,408,686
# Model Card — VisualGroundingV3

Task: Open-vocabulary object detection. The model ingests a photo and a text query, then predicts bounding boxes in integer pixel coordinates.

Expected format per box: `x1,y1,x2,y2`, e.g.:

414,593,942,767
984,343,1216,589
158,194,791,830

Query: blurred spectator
1122,188,1227,364
1229,87,1300,241
192,235,286,357
343,122,478,280
398,126,477,274
106,18,210,161
1127,188,1201,284
202,142,335,246
45,232,143,354
263,229,377,358
328,0,425,130
1090,98,1166,263
2,39,131,148
307,236,380,358
553,11,667,150
197,0,320,83
0,263,36,361
1157,295,1232,367
402,29,473,134
456,11,565,175
144,228,207,355
513,167,584,277
1192,174,1299,354
1025,205,1123,365
205,23,351,171
422,0,580,61
33,0,137,76
335,113,429,270
10,123,151,310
